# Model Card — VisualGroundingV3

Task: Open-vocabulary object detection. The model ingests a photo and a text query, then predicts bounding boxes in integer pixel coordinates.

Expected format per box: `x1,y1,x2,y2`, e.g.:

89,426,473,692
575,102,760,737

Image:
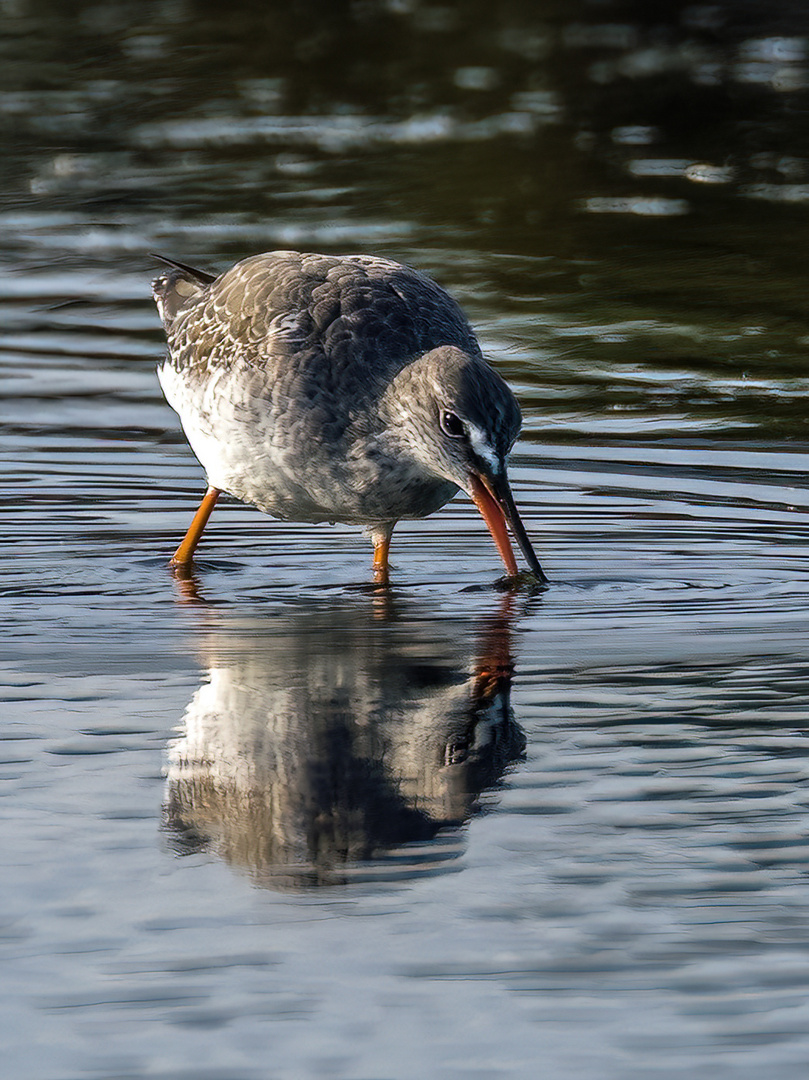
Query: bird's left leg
170,485,221,567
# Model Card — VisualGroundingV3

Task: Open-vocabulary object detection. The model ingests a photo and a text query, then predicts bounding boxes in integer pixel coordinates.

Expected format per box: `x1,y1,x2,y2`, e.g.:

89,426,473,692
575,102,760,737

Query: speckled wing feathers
154,251,481,522
160,251,480,375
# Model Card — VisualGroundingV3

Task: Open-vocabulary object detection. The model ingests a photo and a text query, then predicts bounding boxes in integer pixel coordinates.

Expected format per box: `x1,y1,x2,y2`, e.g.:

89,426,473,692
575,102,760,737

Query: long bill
468,472,548,584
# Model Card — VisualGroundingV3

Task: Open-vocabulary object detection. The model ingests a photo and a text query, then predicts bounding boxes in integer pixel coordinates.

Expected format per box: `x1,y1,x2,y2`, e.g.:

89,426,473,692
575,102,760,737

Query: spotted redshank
153,250,546,585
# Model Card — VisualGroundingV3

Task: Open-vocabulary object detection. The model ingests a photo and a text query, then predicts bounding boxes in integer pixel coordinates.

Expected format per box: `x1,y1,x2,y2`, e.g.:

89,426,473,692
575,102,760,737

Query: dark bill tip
473,470,548,586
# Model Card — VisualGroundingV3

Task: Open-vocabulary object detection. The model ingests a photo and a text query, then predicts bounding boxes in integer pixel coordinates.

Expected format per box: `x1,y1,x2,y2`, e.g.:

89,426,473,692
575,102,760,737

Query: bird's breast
159,359,457,525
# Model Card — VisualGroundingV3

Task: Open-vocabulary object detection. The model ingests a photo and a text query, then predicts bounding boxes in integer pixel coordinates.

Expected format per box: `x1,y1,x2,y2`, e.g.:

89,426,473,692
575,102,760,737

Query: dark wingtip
151,255,217,327
149,253,217,286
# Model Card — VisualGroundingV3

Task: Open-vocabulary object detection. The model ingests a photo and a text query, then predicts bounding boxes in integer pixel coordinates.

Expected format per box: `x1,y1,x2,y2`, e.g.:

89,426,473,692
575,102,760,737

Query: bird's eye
440,410,466,439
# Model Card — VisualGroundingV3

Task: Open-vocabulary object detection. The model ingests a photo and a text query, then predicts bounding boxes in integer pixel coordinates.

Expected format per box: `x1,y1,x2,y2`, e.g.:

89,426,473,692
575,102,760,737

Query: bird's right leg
370,523,394,585
170,485,221,567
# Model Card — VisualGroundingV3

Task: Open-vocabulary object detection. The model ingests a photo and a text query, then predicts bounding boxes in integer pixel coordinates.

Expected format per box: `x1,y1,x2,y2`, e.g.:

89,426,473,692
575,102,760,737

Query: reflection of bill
164,599,524,888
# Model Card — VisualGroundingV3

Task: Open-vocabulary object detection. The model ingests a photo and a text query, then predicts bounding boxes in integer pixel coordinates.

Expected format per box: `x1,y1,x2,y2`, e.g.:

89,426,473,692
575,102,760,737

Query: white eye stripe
465,421,501,473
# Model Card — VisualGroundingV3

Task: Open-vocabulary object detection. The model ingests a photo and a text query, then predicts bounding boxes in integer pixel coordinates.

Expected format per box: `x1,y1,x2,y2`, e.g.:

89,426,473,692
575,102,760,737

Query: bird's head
382,346,546,583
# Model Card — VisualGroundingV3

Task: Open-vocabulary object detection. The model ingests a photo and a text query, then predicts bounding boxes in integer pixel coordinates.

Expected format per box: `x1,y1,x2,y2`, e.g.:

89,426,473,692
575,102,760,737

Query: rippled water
4,2,809,1078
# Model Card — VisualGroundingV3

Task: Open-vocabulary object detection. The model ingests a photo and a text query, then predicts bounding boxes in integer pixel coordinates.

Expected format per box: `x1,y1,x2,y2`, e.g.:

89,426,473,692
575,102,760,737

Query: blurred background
5,0,809,442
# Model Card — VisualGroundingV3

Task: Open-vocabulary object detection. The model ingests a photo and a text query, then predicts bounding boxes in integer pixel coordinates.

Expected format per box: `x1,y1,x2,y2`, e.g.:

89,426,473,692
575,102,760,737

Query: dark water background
4,1,809,1077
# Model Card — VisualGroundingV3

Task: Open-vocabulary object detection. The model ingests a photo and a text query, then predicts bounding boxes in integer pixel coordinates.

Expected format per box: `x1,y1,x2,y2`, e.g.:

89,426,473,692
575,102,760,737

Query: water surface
4,2,809,1078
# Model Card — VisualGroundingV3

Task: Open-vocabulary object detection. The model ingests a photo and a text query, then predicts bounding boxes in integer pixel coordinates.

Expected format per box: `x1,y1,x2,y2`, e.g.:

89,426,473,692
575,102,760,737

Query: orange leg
170,486,221,567
372,526,392,585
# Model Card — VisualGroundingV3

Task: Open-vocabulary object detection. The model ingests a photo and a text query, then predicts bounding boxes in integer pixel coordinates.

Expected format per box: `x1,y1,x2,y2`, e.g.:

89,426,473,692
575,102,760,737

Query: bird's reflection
164,596,524,888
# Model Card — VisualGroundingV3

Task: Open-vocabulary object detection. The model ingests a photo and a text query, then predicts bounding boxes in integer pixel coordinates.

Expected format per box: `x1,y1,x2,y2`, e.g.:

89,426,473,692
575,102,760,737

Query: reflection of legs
474,592,515,693
371,523,394,585
170,486,221,567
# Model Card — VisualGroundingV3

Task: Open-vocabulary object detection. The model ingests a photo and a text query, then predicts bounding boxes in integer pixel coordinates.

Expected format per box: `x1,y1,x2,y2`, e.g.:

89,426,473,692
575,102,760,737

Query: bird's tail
151,254,216,328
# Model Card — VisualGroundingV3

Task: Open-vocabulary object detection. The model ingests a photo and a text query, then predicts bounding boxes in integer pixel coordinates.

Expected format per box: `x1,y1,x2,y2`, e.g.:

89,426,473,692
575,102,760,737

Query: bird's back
155,250,481,382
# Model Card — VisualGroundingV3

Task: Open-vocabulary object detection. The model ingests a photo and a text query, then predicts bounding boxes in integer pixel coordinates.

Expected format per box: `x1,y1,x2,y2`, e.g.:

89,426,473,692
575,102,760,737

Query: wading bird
153,250,546,585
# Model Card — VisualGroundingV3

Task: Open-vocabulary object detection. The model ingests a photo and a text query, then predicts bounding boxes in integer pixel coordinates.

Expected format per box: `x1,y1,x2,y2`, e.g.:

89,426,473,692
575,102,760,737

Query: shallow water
4,2,809,1078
